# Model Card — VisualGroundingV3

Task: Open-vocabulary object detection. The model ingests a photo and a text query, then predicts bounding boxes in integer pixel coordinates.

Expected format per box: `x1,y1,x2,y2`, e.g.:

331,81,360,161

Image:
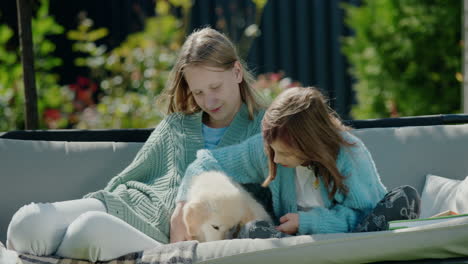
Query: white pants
7,198,161,262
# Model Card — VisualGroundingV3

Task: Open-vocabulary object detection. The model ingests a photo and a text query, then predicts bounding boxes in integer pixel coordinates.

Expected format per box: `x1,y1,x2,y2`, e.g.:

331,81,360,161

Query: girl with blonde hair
175,86,420,239
7,27,268,261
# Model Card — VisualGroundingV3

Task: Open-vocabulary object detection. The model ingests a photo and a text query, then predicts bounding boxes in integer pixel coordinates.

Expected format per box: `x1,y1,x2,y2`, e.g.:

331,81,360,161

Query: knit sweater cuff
298,209,338,235
298,206,359,235
298,210,319,235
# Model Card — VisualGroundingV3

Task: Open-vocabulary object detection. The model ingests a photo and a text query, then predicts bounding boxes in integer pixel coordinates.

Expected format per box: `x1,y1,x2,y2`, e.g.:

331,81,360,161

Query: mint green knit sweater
85,104,264,243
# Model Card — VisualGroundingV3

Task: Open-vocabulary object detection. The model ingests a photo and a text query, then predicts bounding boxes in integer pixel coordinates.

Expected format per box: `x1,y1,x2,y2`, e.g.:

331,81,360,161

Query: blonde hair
158,27,264,119
261,87,354,199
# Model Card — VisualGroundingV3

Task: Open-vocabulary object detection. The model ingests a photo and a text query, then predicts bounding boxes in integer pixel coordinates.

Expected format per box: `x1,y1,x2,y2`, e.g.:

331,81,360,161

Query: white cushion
196,217,468,263
420,174,468,218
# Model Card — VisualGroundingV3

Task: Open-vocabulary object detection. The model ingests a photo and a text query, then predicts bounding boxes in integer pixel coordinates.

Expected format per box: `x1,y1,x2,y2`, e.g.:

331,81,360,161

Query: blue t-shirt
202,124,228,149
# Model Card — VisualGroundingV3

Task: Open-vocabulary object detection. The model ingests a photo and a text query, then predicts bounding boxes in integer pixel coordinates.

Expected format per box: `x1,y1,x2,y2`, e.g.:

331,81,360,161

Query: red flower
77,89,93,102
69,84,79,91
68,76,98,106
90,83,98,92
77,76,90,87
44,109,61,121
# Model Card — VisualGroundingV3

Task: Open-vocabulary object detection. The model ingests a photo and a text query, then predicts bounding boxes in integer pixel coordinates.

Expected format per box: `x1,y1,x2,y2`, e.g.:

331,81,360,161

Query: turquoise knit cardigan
85,104,265,243
177,132,388,234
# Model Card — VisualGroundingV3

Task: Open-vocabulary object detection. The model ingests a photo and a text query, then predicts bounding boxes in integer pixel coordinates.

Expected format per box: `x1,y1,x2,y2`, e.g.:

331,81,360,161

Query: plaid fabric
139,241,198,264
1,241,20,264
1,241,198,264
237,220,290,239
18,253,138,264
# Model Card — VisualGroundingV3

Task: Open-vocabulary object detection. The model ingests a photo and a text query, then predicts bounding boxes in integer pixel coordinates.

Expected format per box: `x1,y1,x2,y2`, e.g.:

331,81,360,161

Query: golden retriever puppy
183,171,272,242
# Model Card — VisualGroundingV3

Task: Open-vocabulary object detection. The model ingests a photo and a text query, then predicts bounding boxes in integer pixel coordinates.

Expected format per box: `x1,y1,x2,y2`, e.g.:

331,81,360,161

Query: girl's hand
170,201,191,243
276,213,299,235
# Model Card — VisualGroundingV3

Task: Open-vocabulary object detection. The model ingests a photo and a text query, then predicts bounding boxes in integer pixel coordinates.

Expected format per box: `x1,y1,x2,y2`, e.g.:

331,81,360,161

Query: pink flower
287,81,302,88
270,73,282,82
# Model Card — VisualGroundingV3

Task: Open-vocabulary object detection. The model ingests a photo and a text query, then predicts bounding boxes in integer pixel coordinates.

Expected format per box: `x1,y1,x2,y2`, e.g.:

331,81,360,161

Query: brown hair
157,27,264,119
261,87,354,199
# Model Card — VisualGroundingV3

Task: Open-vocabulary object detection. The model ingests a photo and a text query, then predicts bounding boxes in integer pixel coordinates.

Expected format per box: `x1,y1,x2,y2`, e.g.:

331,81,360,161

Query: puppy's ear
183,201,210,237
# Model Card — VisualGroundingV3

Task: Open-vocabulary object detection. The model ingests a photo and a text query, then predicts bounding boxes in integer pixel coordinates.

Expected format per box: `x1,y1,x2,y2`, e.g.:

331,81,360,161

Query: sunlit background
0,0,464,131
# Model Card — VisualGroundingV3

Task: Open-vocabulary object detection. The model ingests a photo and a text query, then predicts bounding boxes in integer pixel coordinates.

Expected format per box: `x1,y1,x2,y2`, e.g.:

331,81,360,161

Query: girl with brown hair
175,86,420,239
7,27,268,261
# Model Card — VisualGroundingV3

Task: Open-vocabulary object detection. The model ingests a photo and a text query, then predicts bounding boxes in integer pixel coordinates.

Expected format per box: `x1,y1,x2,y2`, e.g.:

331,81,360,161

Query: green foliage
66,0,272,129
67,5,186,129
67,15,109,79
0,23,22,131
0,0,72,131
67,15,109,70
239,0,267,56
342,0,462,119
33,0,73,129
1,0,270,130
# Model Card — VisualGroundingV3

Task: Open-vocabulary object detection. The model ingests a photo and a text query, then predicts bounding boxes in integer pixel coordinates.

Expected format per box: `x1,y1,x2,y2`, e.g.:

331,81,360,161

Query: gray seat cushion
353,124,468,192
0,139,143,244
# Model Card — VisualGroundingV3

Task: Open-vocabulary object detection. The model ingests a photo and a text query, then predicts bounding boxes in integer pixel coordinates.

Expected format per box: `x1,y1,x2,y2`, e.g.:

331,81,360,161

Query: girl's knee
7,203,67,255
401,185,421,216
56,212,122,262
64,211,112,238
387,185,421,204
400,185,420,199
59,211,119,252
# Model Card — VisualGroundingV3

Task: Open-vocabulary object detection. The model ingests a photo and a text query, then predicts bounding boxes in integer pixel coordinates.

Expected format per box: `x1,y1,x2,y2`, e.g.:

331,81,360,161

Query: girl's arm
176,133,267,202
298,133,387,234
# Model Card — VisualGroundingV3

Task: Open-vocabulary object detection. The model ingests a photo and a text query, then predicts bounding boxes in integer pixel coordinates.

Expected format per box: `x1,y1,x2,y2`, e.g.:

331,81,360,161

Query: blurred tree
342,0,462,119
66,0,188,129
66,0,273,129
0,0,72,131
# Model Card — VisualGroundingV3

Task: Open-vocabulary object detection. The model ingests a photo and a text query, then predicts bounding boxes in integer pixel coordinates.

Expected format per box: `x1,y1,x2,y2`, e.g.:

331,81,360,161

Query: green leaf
252,0,268,10
169,0,192,9
0,25,13,43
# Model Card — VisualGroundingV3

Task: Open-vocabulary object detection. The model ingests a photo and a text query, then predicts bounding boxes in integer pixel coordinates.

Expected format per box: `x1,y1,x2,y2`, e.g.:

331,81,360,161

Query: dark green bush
342,0,462,119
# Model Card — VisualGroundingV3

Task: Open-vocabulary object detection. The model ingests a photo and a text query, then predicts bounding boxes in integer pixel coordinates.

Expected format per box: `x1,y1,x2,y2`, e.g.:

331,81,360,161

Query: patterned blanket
0,241,198,264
